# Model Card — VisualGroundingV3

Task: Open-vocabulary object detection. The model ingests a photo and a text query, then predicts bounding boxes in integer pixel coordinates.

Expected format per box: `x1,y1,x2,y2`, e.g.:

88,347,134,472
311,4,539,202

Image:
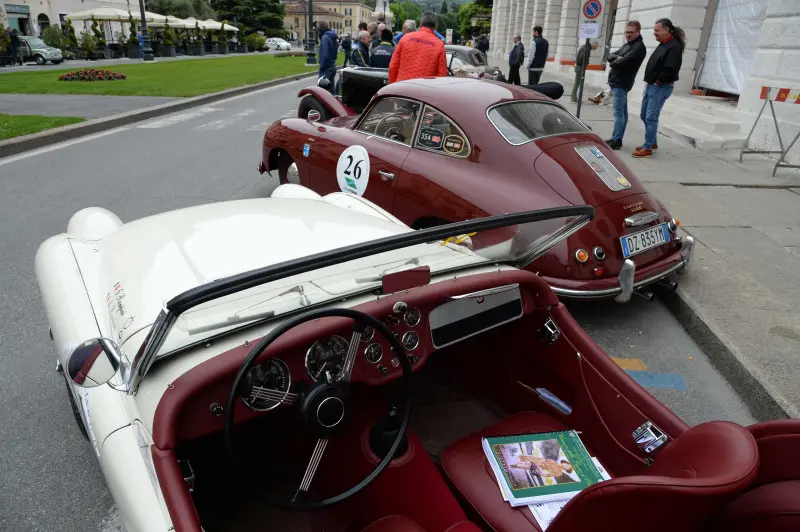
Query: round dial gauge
241,358,291,412
402,331,419,351
404,307,421,327
361,325,375,343
364,343,383,364
306,335,349,382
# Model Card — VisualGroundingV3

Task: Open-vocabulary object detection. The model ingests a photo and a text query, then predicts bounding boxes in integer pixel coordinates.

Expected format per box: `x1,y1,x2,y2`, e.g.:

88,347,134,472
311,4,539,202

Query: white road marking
97,505,124,532
195,109,257,130
0,127,129,169
247,120,275,132
138,107,222,129
281,108,298,118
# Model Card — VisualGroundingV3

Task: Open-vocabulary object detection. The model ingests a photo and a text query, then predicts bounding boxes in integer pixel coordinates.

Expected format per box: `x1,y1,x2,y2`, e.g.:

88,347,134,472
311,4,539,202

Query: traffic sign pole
575,0,605,119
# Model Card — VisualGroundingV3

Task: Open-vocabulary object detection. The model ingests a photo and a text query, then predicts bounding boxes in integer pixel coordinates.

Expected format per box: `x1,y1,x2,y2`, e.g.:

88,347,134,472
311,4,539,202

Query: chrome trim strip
551,257,689,300
624,212,660,227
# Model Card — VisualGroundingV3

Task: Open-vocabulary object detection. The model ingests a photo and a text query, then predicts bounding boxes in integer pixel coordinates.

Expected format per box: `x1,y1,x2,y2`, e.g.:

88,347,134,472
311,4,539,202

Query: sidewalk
501,64,800,420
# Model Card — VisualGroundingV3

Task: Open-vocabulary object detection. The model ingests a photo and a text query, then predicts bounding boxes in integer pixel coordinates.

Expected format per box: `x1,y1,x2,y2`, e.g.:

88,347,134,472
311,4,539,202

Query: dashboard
238,284,525,413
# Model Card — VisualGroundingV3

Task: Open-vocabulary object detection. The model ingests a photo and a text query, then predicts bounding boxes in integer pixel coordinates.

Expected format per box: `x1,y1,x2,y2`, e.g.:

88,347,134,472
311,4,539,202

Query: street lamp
137,0,154,61
305,0,317,65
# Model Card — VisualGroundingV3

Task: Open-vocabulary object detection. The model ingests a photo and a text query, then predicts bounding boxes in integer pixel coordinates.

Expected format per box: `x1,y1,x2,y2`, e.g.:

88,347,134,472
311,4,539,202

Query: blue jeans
640,83,673,149
611,87,628,142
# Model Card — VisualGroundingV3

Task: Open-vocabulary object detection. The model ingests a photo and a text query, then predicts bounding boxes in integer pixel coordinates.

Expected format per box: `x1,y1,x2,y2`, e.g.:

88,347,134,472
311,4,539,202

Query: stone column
510,0,522,42
543,0,563,61
520,0,535,42
629,0,712,93
737,0,800,165
556,0,580,65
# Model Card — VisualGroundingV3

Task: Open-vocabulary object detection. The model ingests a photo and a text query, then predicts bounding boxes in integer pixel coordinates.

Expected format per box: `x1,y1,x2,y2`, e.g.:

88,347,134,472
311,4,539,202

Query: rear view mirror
66,338,121,388
307,110,321,122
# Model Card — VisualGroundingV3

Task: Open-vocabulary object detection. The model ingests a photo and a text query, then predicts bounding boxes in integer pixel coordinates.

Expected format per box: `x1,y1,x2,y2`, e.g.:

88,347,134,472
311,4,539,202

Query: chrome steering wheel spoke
249,385,297,406
339,328,362,382
293,438,329,502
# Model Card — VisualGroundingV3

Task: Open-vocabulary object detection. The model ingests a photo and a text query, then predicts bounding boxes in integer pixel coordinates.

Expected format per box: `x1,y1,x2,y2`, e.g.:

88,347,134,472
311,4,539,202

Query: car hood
68,198,411,349
534,135,646,207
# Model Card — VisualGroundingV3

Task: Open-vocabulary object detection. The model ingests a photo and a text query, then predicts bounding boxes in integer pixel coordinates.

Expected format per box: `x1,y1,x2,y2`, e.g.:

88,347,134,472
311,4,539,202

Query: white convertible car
36,185,786,532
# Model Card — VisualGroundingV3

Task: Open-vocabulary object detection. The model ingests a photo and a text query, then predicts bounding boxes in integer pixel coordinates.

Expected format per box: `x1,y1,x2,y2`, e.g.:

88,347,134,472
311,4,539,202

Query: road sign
579,23,601,39
582,0,603,20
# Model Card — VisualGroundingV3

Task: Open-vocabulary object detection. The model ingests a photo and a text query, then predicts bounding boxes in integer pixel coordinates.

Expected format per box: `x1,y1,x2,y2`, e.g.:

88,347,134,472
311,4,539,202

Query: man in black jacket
370,28,395,68
605,21,647,150
571,40,599,102
633,17,685,157
508,35,524,85
527,25,548,85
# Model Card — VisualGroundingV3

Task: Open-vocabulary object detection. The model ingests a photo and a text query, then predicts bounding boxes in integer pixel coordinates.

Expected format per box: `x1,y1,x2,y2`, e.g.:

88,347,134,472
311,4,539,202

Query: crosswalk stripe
137,107,222,129
195,109,257,131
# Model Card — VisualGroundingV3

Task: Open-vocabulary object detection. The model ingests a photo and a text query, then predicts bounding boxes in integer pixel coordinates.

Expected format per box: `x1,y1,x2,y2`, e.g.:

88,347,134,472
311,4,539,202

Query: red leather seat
442,411,759,532
711,480,800,531
360,515,484,532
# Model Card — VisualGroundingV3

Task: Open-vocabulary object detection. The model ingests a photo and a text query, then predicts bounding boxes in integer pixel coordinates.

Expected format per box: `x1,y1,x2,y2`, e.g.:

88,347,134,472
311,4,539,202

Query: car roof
445,45,475,53
377,77,551,117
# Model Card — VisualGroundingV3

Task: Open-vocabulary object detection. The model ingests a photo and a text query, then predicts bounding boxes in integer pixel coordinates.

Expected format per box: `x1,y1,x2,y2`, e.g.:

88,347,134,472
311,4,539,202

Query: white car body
267,38,291,51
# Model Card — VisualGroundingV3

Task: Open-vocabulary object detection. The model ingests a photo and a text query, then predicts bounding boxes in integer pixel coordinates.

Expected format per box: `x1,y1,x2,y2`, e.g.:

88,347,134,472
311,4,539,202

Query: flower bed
273,51,307,58
58,69,127,81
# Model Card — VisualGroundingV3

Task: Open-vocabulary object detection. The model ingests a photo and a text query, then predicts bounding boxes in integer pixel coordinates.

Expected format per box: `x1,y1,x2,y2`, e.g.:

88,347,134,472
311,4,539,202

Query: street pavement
0,76,770,530
0,93,181,118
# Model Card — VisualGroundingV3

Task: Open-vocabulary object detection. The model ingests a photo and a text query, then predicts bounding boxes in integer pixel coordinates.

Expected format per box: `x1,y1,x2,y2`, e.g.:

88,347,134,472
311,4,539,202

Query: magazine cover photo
493,438,581,490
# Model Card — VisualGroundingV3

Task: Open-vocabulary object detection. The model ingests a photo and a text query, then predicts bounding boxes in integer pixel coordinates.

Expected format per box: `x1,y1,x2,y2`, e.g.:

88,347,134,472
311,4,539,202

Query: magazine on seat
482,429,606,507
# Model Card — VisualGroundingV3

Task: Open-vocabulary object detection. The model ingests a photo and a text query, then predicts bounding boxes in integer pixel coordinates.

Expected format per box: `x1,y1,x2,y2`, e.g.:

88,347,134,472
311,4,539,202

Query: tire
63,372,89,440
277,152,300,185
298,94,330,121
35,55,45,65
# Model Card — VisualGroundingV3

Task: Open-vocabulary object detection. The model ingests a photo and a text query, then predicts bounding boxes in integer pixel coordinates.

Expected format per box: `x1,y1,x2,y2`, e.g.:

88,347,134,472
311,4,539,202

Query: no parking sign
579,0,605,39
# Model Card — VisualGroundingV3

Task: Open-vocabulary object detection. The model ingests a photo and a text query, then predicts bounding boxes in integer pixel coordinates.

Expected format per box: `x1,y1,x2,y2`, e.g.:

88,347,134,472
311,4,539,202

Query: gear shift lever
369,405,409,459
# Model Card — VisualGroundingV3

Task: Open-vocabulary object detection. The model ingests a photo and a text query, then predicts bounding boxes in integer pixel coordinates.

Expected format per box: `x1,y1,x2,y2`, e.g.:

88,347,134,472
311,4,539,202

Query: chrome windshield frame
124,206,594,394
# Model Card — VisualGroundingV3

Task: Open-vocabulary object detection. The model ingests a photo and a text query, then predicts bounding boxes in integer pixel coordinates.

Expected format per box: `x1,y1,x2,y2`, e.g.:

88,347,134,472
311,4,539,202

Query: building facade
2,0,137,40
283,0,373,40
489,0,800,164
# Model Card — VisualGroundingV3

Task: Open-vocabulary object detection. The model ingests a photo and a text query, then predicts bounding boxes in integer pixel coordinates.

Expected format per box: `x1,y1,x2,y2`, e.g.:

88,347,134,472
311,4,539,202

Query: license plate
620,223,670,258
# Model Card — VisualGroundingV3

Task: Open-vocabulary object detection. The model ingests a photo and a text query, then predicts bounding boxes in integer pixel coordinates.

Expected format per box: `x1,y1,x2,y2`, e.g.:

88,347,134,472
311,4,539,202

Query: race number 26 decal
336,145,370,196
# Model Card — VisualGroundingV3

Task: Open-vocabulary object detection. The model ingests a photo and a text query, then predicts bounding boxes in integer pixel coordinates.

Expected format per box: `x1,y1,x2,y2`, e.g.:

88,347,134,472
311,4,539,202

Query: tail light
575,249,589,263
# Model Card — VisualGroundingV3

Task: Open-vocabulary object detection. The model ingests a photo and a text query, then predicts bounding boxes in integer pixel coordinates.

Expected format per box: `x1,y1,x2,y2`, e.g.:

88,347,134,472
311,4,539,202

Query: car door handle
378,171,395,182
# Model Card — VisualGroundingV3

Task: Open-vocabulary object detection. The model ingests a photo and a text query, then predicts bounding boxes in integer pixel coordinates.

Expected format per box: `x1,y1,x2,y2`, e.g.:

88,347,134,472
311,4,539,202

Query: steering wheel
384,126,405,142
224,308,413,510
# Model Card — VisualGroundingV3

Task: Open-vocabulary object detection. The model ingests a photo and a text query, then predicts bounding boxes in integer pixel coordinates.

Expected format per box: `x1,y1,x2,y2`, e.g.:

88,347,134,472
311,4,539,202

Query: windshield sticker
336,145,370,196
422,111,436,125
303,143,310,157
443,135,465,154
418,127,444,150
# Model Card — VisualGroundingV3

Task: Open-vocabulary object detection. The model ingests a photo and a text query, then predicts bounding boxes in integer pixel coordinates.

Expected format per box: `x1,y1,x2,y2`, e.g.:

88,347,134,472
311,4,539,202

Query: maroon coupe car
258,76,694,303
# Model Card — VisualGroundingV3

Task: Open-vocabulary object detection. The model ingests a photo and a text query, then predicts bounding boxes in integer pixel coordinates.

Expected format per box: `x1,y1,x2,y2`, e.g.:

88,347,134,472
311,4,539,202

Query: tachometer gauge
306,335,349,382
241,358,291,412
402,331,419,351
404,307,421,327
364,343,383,364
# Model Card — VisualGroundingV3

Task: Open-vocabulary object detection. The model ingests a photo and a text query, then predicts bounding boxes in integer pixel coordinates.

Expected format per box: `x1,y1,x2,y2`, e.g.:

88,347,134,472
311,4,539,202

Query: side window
356,97,421,145
413,105,471,158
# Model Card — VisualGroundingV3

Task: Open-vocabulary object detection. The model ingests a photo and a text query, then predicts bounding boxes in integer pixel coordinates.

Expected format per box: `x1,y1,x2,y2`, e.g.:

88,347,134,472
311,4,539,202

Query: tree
457,1,491,38
147,0,216,21
210,0,284,35
440,1,448,14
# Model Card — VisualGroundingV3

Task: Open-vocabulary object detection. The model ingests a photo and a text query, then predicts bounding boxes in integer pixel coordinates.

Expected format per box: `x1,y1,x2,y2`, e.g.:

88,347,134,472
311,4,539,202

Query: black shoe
606,139,622,150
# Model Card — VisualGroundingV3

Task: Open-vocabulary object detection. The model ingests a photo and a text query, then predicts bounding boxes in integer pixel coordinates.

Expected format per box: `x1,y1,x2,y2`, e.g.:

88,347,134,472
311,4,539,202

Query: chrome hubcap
286,162,300,184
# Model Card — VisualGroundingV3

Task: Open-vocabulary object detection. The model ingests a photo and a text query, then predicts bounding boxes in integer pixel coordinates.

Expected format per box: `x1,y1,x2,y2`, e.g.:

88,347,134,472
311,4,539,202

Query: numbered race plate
620,223,670,258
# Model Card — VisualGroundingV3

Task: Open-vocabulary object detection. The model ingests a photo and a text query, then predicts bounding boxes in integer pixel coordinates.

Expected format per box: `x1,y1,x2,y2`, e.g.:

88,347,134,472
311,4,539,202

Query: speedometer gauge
241,358,291,412
306,335,349,382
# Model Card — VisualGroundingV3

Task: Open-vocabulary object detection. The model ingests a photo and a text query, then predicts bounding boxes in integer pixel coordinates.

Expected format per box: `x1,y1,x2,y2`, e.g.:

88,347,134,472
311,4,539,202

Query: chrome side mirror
66,338,121,388
307,110,321,122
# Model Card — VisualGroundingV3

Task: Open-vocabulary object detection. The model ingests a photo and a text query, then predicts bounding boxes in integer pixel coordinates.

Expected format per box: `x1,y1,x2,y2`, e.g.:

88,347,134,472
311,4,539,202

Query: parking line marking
138,107,222,128
611,357,648,371
195,109,257,130
624,370,687,392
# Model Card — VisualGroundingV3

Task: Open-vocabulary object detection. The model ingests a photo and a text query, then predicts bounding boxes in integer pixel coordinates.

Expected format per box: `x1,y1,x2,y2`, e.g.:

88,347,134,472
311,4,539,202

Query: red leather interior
443,414,759,532
711,480,800,532
151,447,203,532
360,515,428,532
747,419,800,486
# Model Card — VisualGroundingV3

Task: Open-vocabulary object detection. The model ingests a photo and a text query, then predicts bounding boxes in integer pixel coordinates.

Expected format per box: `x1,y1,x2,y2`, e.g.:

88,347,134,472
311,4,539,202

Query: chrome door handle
378,171,395,181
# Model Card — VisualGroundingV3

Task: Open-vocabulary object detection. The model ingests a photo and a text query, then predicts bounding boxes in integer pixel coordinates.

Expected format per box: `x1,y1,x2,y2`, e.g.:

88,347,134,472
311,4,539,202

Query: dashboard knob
392,301,408,315
378,365,388,374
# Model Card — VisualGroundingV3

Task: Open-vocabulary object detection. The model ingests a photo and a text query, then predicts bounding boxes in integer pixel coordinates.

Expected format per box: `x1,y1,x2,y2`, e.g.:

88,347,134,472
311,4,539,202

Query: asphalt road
0,79,755,531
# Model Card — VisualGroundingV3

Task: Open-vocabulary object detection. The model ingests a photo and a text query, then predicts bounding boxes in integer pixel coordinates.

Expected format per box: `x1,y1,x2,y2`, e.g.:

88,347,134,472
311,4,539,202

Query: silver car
18,35,63,65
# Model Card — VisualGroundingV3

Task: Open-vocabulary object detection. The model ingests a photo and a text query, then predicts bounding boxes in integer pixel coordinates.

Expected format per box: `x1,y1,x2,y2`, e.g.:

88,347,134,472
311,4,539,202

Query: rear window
469,50,487,65
488,102,589,145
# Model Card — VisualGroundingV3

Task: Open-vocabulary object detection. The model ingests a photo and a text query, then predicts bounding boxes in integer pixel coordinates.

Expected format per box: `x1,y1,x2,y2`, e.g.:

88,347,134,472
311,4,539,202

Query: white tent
201,19,240,32
66,7,135,22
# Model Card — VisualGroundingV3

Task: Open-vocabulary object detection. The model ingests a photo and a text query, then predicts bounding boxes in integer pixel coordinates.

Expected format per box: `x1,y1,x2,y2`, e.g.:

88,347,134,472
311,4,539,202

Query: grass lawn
0,53,343,98
0,114,85,140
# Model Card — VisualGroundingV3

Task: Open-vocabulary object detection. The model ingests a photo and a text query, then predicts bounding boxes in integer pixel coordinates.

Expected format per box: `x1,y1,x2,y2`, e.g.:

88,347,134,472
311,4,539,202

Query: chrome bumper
551,236,695,303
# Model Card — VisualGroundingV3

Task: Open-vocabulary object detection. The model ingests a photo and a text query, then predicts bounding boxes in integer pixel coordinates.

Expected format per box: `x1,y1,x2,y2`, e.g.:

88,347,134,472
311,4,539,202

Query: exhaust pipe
634,290,655,302
657,279,678,291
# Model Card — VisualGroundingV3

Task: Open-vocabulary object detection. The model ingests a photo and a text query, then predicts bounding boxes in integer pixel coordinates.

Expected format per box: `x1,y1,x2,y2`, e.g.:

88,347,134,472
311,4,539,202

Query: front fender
298,86,353,118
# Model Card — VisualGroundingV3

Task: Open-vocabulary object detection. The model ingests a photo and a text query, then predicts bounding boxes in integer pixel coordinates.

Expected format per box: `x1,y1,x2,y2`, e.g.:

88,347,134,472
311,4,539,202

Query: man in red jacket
388,12,447,83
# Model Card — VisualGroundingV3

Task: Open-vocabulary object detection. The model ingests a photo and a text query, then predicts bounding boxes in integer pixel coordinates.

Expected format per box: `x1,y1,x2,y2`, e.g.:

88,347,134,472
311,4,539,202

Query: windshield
469,50,487,65
147,209,592,361
26,38,46,47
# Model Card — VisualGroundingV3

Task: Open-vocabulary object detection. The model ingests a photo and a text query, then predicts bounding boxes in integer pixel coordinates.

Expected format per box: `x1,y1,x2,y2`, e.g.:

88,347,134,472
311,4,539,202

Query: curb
655,285,793,422
0,69,319,160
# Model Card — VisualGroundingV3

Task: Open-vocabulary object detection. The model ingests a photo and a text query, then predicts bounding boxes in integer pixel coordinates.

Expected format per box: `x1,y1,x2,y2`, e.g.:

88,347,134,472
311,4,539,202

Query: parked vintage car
445,44,506,82
17,35,63,65
36,188,799,532
259,76,693,302
266,37,291,51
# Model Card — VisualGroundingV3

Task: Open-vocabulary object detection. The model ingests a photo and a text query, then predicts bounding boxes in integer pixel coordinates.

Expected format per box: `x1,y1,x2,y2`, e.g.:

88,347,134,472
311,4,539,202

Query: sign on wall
578,0,605,39
446,28,453,44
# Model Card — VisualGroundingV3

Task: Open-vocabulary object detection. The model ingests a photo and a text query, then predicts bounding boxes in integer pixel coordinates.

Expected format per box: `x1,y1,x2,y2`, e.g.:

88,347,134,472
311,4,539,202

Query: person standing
317,21,338,95
508,35,524,85
604,21,646,150
527,25,548,85
370,28,395,68
388,12,447,83
350,30,371,67
571,40,599,102
633,18,684,158
10,28,21,65
393,19,416,45
340,32,352,67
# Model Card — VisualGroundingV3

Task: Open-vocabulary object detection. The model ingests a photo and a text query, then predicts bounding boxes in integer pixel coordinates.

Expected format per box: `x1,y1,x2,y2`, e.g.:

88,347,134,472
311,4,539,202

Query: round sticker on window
443,135,465,154
418,127,444,150
336,145,370,196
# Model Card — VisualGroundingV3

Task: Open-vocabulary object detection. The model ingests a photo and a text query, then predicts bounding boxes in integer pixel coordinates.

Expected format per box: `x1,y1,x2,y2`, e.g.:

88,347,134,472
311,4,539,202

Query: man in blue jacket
317,21,338,95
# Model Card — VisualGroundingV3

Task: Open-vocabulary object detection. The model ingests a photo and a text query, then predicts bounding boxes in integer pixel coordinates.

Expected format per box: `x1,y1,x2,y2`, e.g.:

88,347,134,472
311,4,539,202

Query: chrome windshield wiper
354,257,421,284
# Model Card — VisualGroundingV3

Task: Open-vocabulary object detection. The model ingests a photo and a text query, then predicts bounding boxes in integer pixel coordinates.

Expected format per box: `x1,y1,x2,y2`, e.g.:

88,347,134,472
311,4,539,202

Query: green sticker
346,177,357,188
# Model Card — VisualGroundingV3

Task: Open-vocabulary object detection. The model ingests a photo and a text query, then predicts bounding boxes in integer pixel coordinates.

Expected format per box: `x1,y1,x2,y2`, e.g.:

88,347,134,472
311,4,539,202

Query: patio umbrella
149,16,193,28
66,7,135,22
202,19,240,32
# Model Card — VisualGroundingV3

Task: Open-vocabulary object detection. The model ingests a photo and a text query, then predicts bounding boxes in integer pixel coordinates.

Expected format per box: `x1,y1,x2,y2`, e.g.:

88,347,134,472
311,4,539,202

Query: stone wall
737,0,800,165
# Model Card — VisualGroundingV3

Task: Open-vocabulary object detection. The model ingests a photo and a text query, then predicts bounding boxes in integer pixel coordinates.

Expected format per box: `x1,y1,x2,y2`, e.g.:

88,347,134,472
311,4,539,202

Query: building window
346,19,351,27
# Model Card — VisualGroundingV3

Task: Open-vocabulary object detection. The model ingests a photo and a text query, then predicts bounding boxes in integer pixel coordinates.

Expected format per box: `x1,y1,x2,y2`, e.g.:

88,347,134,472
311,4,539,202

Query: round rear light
575,249,589,263
593,247,606,260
